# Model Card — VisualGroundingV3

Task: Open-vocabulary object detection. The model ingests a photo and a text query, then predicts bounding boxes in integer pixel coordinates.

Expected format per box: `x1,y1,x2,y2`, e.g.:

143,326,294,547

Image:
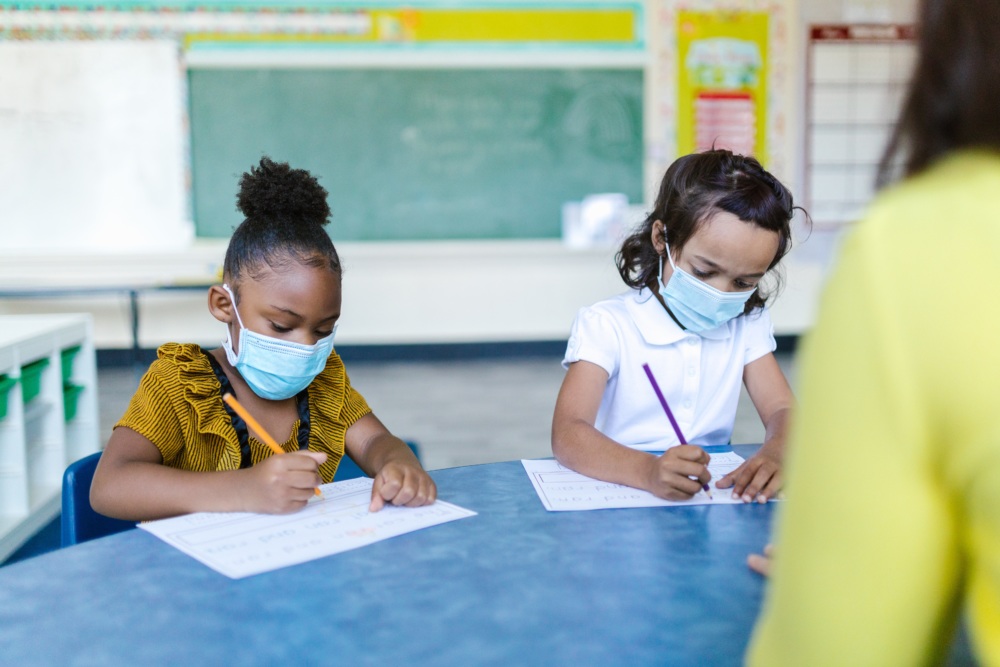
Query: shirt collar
626,287,732,344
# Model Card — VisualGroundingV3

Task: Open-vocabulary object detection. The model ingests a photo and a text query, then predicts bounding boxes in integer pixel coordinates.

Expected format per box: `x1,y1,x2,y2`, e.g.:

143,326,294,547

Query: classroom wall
0,0,912,349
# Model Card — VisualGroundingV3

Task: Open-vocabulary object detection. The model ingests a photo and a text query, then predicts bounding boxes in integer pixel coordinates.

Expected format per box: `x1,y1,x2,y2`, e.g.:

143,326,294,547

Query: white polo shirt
562,287,776,450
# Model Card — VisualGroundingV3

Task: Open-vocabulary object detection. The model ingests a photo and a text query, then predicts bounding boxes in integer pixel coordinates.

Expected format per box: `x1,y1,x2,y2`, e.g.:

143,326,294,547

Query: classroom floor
96,351,798,469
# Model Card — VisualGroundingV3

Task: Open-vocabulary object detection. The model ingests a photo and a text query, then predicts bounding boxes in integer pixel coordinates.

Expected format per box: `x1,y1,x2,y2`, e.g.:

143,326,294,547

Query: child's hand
747,543,774,576
369,461,437,512
715,445,781,503
644,445,711,501
243,451,327,514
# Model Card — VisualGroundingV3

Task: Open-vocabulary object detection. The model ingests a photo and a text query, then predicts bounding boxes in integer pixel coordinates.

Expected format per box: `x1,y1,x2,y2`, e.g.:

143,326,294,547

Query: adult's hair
223,157,341,297
877,0,1000,186
616,149,795,314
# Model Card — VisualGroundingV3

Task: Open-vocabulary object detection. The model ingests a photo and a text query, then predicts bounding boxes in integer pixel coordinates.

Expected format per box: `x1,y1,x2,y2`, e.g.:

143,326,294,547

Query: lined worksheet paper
522,451,748,511
140,477,476,579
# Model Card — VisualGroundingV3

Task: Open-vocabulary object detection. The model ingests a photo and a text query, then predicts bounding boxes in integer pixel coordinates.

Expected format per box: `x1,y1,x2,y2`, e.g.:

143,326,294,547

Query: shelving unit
0,314,99,561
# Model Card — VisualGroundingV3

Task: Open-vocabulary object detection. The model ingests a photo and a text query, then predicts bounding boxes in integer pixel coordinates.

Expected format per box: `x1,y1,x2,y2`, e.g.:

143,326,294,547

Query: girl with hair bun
91,157,436,519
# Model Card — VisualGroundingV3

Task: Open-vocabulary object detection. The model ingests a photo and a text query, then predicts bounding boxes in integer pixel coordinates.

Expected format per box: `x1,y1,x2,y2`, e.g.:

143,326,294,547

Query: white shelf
0,314,99,562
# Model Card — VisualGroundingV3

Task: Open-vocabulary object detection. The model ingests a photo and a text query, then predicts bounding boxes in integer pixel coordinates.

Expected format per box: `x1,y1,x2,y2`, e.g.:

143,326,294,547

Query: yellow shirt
748,151,1000,666
115,343,372,483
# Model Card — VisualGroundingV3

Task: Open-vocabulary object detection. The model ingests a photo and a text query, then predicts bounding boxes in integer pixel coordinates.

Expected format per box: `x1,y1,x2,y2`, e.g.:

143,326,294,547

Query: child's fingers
403,474,437,507
303,451,328,465
740,464,780,503
663,459,711,486
424,476,438,504
747,552,772,577
389,475,418,507
369,468,403,512
655,473,703,499
723,462,757,497
391,469,435,507
281,450,326,470
287,470,323,490
715,468,739,489
667,444,711,464
755,473,783,503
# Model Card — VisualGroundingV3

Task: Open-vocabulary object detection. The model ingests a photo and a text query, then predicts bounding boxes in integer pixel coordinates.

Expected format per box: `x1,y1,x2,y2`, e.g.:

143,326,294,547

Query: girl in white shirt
552,149,798,503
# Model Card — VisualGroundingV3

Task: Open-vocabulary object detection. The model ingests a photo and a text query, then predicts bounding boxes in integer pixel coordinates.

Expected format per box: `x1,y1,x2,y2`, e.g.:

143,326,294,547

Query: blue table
0,447,774,666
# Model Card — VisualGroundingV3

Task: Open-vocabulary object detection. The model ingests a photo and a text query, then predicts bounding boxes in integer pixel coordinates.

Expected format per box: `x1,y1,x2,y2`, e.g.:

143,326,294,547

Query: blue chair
61,452,136,547
333,440,422,482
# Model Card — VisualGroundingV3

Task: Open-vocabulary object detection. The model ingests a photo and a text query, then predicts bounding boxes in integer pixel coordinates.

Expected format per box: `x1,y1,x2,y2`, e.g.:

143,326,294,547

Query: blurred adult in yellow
748,0,1000,664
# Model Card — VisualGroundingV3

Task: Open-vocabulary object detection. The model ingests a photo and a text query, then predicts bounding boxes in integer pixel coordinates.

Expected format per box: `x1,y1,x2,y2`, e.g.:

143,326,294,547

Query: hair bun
236,156,331,227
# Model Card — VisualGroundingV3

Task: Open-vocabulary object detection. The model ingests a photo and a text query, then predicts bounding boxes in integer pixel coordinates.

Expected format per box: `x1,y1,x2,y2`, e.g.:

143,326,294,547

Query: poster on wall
676,10,768,162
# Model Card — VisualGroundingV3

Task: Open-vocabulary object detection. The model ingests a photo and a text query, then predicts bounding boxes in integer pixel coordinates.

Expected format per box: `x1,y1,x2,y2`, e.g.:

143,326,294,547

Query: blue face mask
221,284,336,400
657,251,755,333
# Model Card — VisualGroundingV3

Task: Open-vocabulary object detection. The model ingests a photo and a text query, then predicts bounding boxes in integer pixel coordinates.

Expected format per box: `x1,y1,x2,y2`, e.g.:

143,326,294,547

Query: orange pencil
222,392,323,498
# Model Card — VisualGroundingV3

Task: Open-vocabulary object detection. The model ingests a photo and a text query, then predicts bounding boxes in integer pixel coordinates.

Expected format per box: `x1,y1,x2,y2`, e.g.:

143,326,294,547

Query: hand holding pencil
223,393,326,512
641,363,713,501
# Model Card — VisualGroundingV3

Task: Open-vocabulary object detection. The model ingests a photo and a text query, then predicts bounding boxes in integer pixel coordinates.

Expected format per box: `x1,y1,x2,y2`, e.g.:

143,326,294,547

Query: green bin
20,357,49,404
62,382,84,421
0,375,16,420
60,345,81,383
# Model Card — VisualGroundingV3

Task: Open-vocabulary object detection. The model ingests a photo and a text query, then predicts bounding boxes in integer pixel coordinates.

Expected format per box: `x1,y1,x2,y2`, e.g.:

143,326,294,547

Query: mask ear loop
657,240,680,290
222,284,247,330
222,283,246,363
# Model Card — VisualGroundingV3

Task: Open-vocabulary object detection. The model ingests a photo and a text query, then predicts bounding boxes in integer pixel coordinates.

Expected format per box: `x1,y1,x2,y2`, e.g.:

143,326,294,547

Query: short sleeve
339,371,372,428
115,367,186,462
561,306,621,377
309,354,373,483
742,307,777,365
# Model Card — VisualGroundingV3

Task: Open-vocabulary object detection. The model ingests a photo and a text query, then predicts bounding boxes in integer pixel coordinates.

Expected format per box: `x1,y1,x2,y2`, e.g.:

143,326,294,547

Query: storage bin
20,358,49,404
0,375,15,420
60,345,81,383
62,383,84,422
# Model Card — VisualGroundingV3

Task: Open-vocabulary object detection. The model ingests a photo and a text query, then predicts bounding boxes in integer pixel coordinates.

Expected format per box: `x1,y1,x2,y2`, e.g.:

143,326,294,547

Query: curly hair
616,149,798,314
223,157,341,295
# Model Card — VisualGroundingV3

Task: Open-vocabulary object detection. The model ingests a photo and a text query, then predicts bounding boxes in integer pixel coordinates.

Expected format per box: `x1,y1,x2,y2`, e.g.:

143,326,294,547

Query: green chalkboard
190,68,643,240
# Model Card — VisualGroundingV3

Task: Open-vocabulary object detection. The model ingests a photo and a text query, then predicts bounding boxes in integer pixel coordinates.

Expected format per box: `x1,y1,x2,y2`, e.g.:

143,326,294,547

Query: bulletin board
646,0,795,185
676,10,769,161
806,24,915,226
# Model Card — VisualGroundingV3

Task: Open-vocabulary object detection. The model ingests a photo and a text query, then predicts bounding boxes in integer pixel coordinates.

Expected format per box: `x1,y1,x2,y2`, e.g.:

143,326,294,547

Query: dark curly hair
223,157,341,296
616,149,797,314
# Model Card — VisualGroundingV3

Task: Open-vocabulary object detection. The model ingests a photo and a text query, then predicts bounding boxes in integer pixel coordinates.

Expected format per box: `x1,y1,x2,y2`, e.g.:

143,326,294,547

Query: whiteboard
0,40,190,252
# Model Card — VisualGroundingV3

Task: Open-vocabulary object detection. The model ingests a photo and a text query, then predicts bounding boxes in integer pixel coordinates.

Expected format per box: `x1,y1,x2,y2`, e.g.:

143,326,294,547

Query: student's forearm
760,406,791,456
91,461,249,521
552,419,655,489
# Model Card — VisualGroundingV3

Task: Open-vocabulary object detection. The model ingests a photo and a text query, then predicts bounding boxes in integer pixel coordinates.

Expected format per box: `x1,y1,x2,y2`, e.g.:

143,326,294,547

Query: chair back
333,441,422,482
61,452,136,547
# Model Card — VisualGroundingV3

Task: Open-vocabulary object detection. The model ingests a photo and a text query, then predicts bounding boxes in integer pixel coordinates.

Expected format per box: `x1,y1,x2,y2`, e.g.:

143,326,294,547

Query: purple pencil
642,363,712,499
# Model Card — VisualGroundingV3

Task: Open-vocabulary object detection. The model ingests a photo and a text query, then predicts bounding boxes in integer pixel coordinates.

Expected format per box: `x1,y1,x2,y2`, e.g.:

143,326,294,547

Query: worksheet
139,477,476,579
522,451,752,511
